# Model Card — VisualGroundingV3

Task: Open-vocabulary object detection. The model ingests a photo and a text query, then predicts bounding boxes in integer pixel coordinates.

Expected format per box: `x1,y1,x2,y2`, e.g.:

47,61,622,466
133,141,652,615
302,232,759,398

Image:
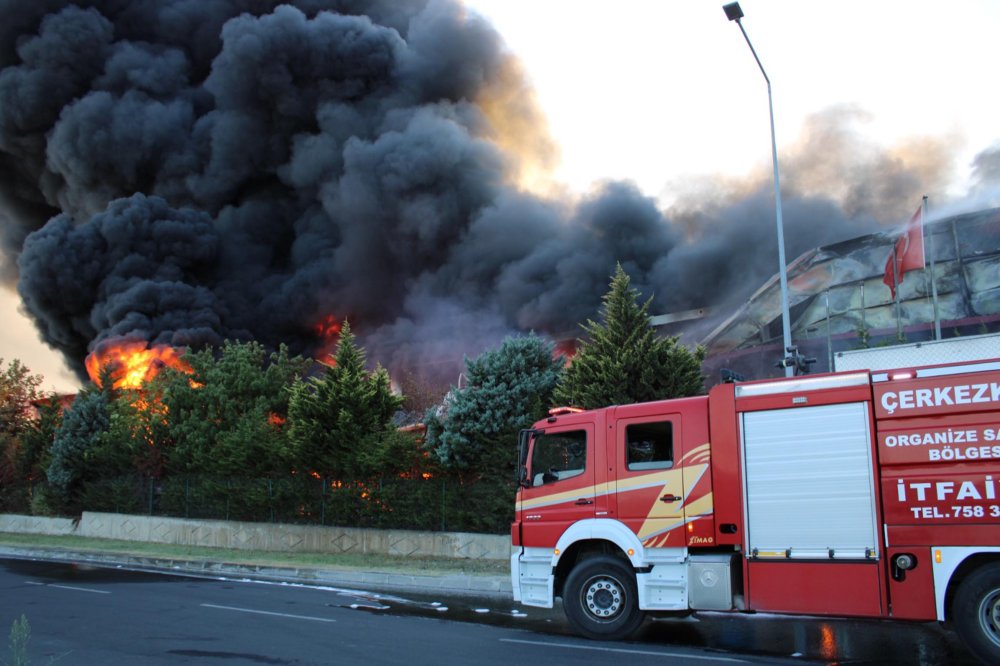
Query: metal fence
6,474,514,535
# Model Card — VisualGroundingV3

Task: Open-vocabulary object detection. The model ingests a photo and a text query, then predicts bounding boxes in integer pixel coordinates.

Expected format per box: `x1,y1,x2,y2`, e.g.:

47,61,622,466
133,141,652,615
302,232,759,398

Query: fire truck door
740,401,883,616
613,415,692,549
519,424,597,549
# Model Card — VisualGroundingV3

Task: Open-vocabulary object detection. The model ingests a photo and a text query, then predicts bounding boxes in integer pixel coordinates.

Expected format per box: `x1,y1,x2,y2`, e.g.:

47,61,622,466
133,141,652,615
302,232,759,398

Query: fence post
268,478,274,523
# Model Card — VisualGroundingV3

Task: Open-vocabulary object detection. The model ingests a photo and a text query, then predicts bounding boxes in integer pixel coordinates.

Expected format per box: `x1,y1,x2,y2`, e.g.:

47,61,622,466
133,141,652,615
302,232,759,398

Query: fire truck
511,358,1000,663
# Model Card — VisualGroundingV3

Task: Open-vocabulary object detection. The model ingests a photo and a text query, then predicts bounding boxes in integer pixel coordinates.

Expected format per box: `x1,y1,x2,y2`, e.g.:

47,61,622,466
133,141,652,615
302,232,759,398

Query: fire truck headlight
894,553,916,570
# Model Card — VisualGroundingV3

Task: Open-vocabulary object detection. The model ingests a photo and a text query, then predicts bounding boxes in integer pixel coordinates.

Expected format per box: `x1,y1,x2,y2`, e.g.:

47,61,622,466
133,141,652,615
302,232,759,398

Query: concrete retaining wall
0,512,510,561
0,514,78,535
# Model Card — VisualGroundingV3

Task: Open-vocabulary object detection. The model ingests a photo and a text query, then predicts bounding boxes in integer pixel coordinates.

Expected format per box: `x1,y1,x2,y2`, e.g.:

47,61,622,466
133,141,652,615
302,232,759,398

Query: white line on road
25,581,111,594
499,638,747,663
200,603,336,623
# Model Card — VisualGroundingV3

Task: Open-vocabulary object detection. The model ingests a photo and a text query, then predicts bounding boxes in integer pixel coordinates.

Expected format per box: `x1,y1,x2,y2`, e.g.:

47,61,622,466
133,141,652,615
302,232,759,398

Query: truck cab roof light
548,406,585,416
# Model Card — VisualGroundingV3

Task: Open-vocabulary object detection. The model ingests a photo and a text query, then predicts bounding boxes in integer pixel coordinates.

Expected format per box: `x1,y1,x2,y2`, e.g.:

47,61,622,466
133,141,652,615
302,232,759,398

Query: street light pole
723,2,794,377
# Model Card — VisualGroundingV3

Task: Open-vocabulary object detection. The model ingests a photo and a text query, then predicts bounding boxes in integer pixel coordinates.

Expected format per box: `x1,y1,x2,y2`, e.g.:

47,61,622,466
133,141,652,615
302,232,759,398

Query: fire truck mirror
516,428,538,486
517,465,529,488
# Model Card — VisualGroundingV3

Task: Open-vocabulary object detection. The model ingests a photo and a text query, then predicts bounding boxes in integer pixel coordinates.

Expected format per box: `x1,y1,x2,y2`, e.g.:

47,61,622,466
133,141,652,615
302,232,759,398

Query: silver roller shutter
741,402,878,560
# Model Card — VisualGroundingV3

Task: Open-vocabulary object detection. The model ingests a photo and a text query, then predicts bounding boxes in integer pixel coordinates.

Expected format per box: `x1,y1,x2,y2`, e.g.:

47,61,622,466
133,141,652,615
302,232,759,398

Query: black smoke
0,0,955,386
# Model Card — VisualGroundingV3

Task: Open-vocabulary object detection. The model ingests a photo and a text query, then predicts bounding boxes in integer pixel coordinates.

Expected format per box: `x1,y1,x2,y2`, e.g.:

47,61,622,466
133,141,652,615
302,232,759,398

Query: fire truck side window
530,430,586,486
626,421,673,471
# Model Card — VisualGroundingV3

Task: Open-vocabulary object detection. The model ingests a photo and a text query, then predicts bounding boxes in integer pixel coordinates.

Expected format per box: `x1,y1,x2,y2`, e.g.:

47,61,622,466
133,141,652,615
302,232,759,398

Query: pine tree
554,264,705,409
287,321,403,480
424,334,563,473
47,385,112,510
423,334,562,529
157,341,309,477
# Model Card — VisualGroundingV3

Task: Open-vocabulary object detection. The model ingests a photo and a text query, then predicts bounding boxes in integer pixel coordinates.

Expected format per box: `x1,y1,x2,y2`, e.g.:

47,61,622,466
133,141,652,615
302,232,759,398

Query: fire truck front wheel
563,555,644,640
954,563,1000,664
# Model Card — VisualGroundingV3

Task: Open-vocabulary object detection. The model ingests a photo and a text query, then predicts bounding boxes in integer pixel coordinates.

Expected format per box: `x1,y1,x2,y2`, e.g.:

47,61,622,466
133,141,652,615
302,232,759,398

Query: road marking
200,603,336,623
499,638,746,662
25,581,111,594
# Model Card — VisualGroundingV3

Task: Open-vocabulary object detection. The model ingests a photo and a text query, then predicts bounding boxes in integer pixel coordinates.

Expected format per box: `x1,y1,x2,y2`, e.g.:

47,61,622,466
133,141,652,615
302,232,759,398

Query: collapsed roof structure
700,207,1000,380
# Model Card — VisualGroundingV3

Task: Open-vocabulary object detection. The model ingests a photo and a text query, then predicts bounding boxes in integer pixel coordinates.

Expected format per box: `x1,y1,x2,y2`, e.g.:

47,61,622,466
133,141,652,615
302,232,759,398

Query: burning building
699,207,1000,379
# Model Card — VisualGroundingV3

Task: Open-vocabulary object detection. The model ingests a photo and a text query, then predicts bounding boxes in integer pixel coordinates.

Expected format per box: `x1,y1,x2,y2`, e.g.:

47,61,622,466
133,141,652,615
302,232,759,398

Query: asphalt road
0,557,980,665
2,558,794,665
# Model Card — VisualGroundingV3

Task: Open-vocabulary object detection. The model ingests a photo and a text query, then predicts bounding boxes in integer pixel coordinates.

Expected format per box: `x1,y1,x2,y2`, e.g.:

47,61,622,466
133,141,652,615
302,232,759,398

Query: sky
3,0,999,394
463,0,1000,201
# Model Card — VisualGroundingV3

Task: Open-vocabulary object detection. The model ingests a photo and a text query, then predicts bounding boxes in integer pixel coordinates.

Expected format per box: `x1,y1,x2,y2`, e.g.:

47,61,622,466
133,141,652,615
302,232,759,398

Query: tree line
0,266,704,533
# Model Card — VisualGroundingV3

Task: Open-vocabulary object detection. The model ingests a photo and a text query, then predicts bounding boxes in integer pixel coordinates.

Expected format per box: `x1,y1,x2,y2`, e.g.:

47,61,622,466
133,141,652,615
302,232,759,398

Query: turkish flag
883,206,925,299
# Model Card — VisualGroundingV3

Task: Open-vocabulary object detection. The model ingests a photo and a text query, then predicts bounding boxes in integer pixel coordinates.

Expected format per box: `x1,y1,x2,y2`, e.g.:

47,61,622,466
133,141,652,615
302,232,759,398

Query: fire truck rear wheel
563,555,644,640
954,563,1000,664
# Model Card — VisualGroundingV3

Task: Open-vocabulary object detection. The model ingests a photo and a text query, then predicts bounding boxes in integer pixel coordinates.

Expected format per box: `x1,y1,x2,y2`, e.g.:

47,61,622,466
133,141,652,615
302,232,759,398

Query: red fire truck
511,358,1000,663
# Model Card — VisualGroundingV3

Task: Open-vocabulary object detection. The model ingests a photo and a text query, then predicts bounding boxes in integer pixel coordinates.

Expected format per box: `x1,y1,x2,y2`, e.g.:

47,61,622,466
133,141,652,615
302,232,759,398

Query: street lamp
723,2,795,377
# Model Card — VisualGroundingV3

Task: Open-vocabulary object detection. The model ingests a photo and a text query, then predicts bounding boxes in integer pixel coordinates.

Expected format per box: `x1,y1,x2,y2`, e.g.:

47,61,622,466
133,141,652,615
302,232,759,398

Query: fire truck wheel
954,563,1000,664
563,555,644,640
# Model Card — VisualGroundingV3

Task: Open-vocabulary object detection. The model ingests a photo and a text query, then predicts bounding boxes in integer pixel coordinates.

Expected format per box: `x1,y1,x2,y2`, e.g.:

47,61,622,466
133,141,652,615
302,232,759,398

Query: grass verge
0,531,508,576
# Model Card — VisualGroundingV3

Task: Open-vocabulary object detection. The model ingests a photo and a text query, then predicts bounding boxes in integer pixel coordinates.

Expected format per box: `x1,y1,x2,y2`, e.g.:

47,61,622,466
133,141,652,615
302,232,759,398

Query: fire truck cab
511,359,1000,663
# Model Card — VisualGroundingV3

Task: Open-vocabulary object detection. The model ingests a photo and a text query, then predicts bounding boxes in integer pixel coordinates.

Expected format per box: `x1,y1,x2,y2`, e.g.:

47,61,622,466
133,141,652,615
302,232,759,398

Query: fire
85,340,192,389
554,339,577,366
313,314,343,361
819,623,838,660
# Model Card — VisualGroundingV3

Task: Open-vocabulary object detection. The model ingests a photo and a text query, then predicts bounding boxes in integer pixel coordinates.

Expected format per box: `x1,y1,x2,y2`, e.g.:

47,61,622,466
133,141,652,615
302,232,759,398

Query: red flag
883,206,925,298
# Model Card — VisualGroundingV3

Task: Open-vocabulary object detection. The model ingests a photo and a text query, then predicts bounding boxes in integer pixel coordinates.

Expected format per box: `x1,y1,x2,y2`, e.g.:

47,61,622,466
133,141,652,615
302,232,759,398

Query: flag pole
893,243,902,341
825,290,833,371
860,281,867,346
924,195,941,340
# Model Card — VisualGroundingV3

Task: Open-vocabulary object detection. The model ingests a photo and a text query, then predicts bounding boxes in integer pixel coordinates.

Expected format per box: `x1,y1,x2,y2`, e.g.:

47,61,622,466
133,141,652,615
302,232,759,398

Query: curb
0,546,513,599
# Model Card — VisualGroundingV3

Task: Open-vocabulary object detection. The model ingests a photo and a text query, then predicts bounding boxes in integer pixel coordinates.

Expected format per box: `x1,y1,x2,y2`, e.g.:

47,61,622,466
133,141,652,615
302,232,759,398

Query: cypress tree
287,321,402,480
554,264,705,409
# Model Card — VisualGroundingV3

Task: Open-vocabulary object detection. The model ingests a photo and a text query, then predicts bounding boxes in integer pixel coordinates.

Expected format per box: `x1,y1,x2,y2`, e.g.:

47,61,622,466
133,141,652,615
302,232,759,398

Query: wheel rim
581,574,626,622
977,587,1000,648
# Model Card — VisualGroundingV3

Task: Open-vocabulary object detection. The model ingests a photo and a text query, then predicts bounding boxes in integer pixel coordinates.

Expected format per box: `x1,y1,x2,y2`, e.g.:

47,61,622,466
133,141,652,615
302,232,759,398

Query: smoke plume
0,0,965,386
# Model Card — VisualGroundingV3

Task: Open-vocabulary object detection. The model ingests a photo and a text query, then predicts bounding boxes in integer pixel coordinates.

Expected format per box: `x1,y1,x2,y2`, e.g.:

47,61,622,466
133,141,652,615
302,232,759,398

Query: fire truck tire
563,555,644,640
954,563,1000,664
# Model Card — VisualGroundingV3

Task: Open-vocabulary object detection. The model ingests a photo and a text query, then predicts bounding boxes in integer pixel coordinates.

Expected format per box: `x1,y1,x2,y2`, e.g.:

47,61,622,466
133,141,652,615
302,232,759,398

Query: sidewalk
0,543,513,600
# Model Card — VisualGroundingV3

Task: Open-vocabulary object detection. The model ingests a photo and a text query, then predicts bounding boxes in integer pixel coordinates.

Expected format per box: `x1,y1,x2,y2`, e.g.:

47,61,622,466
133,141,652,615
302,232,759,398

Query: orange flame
313,314,343,362
554,339,577,367
85,340,192,389
819,623,838,660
